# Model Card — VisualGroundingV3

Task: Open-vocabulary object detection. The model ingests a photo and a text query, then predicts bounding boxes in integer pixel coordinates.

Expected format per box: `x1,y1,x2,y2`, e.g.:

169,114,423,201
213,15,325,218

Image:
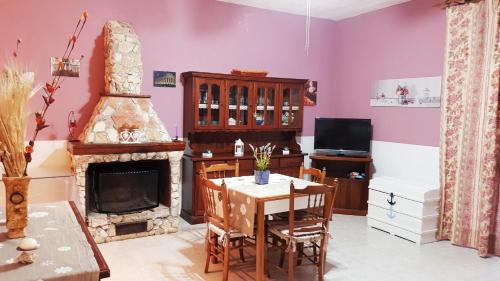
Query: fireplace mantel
68,140,185,155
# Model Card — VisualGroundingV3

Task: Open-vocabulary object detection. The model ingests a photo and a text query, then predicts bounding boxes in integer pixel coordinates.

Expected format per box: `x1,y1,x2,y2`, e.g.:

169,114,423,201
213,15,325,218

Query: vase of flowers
249,143,275,185
396,85,409,105
0,12,88,238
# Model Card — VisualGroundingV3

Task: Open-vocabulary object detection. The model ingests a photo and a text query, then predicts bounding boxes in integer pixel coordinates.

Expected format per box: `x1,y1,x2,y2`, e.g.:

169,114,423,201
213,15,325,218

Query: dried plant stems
23,11,88,175
0,65,36,177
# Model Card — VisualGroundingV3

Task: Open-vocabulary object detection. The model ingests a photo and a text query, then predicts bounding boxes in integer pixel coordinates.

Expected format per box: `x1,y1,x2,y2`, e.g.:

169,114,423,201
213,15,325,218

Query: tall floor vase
3,176,30,239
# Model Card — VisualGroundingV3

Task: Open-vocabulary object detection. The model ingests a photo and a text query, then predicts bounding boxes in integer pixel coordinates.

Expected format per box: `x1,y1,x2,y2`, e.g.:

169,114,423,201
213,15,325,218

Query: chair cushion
268,222,326,244
208,223,246,239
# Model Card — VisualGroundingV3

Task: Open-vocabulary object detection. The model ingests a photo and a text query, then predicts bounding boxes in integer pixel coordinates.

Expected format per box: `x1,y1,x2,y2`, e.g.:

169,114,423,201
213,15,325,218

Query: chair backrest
288,179,338,237
200,176,230,231
201,161,240,179
299,164,327,184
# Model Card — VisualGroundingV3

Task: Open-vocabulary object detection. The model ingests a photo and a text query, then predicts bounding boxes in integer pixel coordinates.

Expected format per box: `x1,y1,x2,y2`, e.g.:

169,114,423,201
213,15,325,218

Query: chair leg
297,242,304,266
238,237,245,262
318,239,326,281
204,232,211,273
288,244,294,281
223,242,230,281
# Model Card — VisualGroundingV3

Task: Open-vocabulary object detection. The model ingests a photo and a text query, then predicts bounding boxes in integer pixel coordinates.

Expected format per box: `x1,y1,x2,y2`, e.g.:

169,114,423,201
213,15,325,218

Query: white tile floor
98,215,500,281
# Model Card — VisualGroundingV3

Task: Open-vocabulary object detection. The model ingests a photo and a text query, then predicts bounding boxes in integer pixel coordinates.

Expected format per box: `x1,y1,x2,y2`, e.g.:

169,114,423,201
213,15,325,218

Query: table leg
256,201,264,281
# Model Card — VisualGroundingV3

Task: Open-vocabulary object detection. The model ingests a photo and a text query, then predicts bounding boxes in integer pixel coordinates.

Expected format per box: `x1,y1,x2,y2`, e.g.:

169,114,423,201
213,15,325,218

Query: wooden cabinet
182,72,306,132
252,82,278,129
310,154,372,216
279,83,303,129
226,80,252,129
193,78,224,130
181,72,308,224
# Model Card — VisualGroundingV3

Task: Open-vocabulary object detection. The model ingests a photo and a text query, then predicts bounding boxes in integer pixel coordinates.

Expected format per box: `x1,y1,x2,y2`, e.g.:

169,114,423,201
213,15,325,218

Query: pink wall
0,0,337,140
333,0,446,147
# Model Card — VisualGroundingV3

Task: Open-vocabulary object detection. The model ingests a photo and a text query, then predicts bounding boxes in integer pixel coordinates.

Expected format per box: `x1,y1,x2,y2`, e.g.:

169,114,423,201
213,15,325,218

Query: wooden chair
299,163,327,184
272,164,327,221
201,161,239,179
268,180,338,281
200,176,246,281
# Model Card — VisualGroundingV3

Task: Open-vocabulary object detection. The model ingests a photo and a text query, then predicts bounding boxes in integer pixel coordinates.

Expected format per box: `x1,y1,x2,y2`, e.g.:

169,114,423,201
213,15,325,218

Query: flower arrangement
0,11,88,177
249,143,275,171
0,66,37,177
396,85,409,96
0,11,88,238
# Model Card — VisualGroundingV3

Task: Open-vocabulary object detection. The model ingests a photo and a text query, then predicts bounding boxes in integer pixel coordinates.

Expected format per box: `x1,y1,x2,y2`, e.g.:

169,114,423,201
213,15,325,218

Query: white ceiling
217,0,411,21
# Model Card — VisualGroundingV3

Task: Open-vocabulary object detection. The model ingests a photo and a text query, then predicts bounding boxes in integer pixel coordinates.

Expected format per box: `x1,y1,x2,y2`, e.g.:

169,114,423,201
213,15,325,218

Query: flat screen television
314,118,372,156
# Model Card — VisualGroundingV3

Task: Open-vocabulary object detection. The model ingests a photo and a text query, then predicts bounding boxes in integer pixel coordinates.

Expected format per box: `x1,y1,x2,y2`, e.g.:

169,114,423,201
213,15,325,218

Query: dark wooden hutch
181,71,307,224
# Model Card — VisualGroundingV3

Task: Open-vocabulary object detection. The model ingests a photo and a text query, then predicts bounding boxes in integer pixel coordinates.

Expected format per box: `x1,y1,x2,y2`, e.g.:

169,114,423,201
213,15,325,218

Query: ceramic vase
254,170,270,185
3,175,31,239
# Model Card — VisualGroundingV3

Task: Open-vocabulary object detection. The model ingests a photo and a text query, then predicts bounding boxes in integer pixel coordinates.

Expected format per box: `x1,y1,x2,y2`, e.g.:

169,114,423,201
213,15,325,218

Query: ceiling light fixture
305,0,311,55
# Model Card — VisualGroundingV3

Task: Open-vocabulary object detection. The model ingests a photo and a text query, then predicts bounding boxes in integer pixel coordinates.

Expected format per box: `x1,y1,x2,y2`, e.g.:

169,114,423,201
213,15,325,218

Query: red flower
46,83,56,94
25,145,34,154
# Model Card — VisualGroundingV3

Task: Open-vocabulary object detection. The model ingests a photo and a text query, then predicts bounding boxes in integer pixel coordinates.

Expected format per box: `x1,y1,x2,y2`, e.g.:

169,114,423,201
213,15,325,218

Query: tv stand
310,153,372,216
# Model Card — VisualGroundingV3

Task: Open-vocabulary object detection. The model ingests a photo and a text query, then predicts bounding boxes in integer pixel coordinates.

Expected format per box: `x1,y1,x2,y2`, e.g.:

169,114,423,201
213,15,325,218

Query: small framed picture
304,80,317,106
51,57,80,77
153,71,176,87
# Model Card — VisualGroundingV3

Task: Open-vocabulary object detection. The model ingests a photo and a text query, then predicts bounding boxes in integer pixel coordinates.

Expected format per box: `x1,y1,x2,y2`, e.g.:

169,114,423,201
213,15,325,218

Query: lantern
234,138,244,157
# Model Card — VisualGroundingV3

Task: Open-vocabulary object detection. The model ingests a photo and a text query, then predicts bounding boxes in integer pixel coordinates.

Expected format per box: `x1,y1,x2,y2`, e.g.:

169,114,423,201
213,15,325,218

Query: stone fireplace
68,20,184,243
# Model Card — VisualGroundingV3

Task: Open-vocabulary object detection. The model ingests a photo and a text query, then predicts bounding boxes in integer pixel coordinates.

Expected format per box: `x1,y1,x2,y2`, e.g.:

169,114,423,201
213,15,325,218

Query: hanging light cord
305,0,312,55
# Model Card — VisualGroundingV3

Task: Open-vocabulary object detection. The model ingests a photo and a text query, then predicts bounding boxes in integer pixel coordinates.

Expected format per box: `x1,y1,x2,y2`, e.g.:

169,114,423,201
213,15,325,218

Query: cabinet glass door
195,78,224,130
253,83,278,128
280,83,303,129
226,81,251,129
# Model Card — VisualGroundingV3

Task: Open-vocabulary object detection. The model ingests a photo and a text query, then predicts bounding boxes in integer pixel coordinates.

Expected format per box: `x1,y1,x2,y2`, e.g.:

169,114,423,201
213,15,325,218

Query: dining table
211,173,321,281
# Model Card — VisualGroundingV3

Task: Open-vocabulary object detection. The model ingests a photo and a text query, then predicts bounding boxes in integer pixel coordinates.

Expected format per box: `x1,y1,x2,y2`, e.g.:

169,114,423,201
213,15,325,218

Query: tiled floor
98,215,500,281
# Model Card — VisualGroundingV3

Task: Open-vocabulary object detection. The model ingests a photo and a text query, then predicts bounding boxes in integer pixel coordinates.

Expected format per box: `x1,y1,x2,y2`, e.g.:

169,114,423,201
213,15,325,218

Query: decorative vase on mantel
254,170,270,185
3,175,31,239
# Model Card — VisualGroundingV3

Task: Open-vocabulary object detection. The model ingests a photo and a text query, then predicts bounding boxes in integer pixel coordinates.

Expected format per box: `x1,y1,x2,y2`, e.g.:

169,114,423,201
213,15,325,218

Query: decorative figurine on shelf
282,112,289,125
282,146,290,155
67,111,77,141
202,149,212,158
234,138,244,157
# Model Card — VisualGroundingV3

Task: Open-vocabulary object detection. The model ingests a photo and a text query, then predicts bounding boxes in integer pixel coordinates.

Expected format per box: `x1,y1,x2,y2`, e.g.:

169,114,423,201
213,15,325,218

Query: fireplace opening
86,160,170,214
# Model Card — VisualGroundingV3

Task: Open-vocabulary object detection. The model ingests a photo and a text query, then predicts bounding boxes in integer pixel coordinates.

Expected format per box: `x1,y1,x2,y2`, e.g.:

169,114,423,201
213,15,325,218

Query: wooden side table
0,201,110,280
310,154,372,216
69,201,110,279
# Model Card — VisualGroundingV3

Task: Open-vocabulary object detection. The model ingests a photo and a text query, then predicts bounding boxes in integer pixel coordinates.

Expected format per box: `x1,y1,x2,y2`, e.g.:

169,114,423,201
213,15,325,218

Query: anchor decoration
387,192,396,206
387,192,396,219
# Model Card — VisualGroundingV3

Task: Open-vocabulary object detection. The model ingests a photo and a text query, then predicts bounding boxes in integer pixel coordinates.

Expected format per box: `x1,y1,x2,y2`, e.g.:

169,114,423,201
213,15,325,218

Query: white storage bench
367,177,440,244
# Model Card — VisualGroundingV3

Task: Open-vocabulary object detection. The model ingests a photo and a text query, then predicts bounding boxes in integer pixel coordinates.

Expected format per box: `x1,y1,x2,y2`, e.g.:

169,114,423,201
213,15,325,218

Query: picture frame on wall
370,76,442,108
304,80,317,106
51,57,80,77
153,71,176,87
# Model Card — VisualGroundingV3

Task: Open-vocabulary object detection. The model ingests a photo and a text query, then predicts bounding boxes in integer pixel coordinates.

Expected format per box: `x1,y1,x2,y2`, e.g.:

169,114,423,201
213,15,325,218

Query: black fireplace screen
87,160,168,214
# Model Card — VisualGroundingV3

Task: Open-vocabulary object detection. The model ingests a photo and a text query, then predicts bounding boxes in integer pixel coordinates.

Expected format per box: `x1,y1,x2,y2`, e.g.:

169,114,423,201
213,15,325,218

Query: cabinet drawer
279,156,303,168
227,159,253,170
